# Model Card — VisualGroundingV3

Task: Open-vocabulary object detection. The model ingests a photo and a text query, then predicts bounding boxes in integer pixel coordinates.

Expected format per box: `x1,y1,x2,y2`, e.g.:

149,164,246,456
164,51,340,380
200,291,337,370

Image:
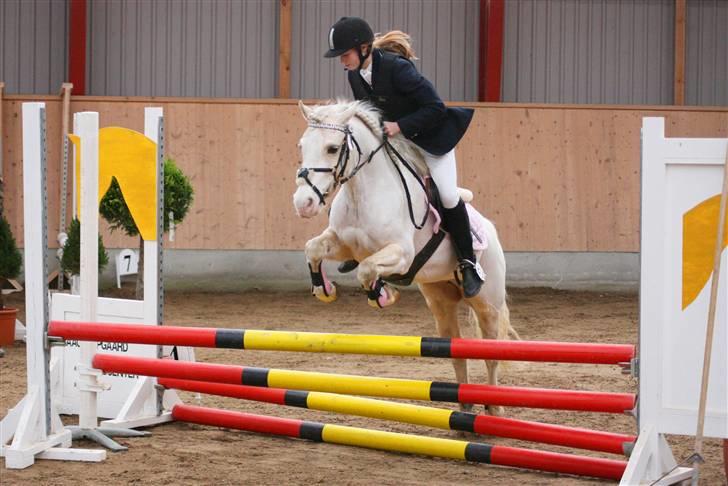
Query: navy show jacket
347,49,474,156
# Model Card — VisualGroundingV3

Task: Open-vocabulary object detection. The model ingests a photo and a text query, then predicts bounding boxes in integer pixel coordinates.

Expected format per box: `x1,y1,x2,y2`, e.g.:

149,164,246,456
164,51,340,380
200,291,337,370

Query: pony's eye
327,146,339,155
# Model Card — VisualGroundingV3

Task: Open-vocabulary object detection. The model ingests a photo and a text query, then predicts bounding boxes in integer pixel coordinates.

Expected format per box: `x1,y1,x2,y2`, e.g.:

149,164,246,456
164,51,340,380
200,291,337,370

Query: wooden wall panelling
3,97,726,253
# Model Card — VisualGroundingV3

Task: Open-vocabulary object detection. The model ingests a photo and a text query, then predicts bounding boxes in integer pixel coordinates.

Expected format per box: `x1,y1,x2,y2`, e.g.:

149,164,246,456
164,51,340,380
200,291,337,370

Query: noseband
296,121,385,205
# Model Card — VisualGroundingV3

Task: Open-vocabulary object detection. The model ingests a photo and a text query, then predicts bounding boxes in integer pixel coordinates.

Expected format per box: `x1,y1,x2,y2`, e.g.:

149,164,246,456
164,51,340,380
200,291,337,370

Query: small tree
0,216,22,310
0,181,22,309
100,158,194,298
60,218,110,276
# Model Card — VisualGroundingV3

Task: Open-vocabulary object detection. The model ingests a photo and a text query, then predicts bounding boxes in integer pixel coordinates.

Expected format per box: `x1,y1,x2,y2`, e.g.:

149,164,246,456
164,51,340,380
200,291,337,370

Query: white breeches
421,148,459,209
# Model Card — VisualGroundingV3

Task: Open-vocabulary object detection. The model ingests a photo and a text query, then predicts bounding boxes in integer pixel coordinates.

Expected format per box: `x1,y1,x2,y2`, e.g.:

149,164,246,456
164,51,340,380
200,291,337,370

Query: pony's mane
309,100,429,176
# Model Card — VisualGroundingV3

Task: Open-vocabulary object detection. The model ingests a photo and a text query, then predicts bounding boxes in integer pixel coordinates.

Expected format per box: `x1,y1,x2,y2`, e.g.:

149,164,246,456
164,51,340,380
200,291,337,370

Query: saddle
383,177,488,287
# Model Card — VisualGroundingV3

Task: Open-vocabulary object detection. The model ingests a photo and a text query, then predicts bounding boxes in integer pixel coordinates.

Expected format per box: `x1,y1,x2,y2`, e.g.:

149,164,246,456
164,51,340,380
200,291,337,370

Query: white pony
293,100,516,412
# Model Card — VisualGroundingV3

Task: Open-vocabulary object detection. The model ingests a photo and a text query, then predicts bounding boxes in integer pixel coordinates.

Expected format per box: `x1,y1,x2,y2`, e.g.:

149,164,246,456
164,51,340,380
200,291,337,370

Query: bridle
296,118,429,229
296,121,384,206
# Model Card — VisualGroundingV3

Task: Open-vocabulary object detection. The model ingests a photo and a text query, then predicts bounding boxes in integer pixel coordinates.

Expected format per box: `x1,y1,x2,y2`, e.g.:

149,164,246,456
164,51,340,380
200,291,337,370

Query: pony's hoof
312,282,338,303
367,282,400,308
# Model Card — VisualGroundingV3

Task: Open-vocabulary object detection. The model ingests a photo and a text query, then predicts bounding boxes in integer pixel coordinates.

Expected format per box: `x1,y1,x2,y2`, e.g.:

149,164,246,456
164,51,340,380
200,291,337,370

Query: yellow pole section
306,392,453,429
243,330,422,356
322,424,468,460
267,370,432,401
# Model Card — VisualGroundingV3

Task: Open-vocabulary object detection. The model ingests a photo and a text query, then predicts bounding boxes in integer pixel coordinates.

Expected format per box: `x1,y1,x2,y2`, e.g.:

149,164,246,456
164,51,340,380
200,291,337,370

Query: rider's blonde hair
372,30,418,60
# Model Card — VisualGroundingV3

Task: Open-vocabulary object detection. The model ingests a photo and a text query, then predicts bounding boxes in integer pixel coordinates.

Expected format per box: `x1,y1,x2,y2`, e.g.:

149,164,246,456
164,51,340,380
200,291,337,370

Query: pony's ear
298,100,313,121
335,103,359,125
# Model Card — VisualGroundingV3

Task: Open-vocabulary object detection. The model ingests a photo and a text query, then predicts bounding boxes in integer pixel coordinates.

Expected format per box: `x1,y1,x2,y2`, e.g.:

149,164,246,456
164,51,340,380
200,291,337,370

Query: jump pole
172,404,628,481
47,321,635,365
92,355,636,414
159,377,636,455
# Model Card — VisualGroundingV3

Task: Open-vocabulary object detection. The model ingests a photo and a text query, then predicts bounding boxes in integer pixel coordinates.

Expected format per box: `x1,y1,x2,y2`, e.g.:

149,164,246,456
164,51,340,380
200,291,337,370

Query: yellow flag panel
682,195,728,309
68,127,158,241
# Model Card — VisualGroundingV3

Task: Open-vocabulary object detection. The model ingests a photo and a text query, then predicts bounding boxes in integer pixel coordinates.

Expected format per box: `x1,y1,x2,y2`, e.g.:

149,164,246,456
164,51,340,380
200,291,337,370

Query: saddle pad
466,204,489,251
427,203,489,251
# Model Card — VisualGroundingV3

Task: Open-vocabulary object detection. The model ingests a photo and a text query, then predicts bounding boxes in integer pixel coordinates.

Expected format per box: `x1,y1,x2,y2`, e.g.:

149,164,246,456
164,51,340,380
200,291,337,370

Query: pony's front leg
357,243,411,308
304,228,352,303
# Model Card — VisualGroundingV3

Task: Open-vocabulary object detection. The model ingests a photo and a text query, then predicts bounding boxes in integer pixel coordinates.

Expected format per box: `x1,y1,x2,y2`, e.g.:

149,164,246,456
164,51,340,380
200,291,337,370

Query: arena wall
3,96,727,289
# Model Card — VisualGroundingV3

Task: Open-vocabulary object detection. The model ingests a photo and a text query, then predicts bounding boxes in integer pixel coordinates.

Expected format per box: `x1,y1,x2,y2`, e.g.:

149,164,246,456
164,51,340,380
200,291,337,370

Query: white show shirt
359,61,373,87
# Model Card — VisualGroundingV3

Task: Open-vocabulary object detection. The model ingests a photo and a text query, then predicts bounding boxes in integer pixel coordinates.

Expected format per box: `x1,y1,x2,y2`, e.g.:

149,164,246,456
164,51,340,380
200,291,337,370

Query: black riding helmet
324,16,374,68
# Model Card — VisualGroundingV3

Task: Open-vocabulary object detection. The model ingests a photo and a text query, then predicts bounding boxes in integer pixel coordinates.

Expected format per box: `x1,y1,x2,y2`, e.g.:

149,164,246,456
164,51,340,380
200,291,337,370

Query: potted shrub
100,158,193,299
0,213,22,345
59,218,110,294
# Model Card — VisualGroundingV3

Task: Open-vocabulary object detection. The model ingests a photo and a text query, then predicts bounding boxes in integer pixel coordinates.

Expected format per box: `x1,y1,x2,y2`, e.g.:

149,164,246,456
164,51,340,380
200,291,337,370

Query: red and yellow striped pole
48,320,635,364
173,404,627,481
93,354,636,414
160,377,635,455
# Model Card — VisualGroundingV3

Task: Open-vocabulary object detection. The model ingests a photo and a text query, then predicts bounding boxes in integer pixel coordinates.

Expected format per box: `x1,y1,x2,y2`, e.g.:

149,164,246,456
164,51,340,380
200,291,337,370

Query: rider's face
339,48,360,70
339,44,370,71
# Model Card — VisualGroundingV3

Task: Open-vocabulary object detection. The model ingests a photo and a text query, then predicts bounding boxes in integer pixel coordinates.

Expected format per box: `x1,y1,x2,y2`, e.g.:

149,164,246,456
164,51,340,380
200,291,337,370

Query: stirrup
337,259,359,273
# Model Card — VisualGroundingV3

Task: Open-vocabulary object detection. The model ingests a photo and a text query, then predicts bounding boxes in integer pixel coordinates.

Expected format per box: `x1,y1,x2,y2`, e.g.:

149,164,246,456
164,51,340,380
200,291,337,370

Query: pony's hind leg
417,281,473,411
466,295,511,416
304,228,352,303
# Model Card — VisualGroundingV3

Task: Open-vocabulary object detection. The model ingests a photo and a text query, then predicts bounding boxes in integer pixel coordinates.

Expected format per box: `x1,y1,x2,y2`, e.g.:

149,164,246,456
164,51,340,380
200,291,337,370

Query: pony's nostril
306,197,315,208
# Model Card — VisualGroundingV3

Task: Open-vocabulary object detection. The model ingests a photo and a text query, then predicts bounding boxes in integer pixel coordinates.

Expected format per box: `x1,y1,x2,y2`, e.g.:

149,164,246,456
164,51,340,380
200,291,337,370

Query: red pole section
92,354,243,384
51,321,219,348
68,0,87,95
94,355,635,414
450,339,634,364
174,404,303,437
473,415,633,456
459,384,635,414
484,0,505,102
478,0,488,101
490,445,626,481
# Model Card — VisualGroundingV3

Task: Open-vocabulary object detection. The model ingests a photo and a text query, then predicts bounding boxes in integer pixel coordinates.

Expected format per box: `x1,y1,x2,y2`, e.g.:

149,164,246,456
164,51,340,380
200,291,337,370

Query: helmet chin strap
355,45,372,71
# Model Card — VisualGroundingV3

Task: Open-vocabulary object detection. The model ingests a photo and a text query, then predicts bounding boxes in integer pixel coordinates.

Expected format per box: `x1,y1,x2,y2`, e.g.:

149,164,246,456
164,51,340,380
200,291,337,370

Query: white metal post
22,104,51,429
77,112,101,429
100,107,186,430
1,103,104,469
143,107,163,328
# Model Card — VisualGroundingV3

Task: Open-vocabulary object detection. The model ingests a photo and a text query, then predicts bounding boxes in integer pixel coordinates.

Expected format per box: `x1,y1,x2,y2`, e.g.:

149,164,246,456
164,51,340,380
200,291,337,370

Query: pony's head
293,100,381,218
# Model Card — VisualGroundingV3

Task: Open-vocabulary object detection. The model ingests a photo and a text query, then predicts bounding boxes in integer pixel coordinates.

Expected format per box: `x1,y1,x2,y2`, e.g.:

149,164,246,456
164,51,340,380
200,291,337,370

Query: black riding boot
442,199,484,298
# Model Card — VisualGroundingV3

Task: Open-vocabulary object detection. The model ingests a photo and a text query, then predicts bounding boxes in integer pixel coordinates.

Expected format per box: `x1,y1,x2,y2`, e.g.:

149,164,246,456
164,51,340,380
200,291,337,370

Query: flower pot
0,307,18,346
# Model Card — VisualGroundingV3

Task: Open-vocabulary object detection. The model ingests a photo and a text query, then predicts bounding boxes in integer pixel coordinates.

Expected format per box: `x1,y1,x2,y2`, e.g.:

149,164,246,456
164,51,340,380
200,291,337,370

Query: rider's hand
383,121,401,137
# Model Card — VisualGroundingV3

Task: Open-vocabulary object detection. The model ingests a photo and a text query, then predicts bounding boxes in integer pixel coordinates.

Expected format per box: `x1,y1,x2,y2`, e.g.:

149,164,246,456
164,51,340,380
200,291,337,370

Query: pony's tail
469,302,519,342
372,31,417,60
497,302,520,341
468,301,519,375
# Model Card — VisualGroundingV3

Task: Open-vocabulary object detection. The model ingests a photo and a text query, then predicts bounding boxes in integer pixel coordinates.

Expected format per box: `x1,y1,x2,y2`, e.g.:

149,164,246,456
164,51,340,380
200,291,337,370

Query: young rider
324,16,484,298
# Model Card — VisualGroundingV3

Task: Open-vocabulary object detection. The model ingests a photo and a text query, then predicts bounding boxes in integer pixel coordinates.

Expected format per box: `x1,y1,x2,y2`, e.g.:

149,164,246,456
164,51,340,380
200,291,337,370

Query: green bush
0,215,23,309
100,158,194,237
60,218,109,276
99,158,193,297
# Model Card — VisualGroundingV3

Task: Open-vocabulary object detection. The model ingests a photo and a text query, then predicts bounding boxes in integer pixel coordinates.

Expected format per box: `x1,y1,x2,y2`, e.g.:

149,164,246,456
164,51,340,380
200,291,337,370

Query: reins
381,133,429,230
